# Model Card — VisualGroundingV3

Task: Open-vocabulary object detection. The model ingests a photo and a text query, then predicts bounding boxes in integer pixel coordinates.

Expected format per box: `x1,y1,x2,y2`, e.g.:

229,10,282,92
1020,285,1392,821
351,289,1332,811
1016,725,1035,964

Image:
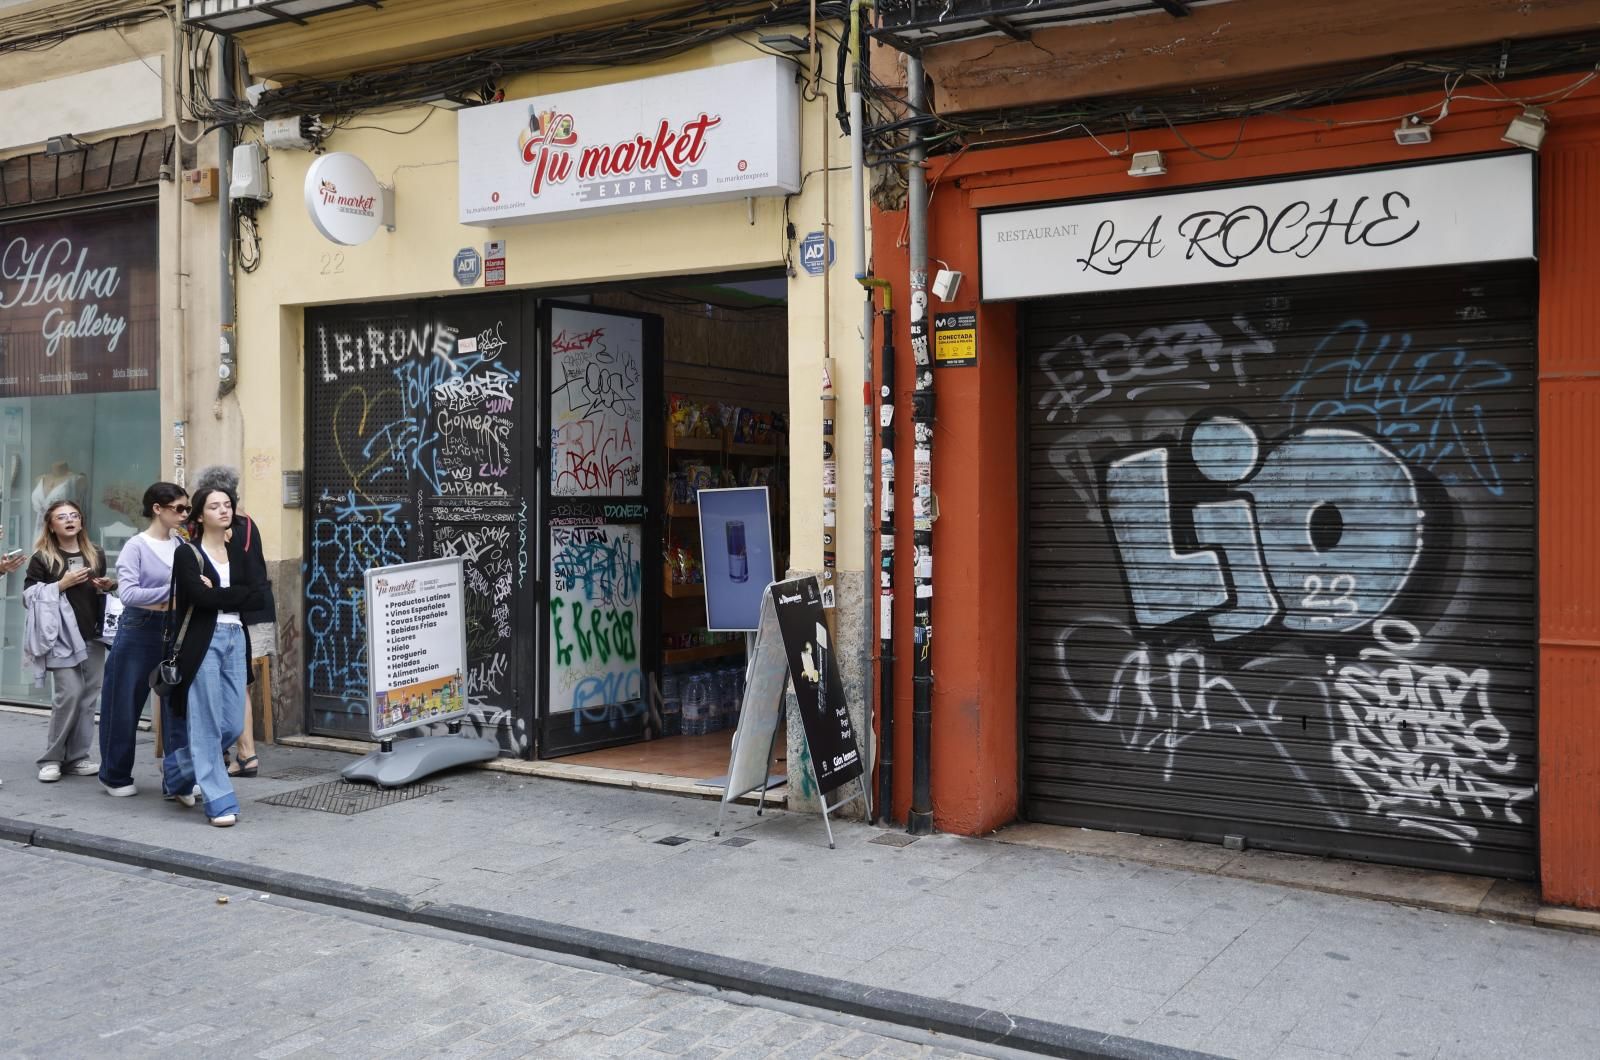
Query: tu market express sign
458,56,800,225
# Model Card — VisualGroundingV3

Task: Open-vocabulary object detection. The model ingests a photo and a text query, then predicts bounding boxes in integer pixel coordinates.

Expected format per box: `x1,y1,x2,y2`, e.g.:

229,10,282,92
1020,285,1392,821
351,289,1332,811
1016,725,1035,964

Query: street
0,843,1001,1060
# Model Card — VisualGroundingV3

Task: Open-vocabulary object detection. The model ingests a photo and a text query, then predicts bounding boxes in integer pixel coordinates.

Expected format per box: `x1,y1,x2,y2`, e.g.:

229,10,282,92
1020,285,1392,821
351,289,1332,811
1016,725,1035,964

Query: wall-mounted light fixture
1502,107,1548,152
44,134,90,156
758,33,812,55
1127,150,1166,178
1393,115,1433,146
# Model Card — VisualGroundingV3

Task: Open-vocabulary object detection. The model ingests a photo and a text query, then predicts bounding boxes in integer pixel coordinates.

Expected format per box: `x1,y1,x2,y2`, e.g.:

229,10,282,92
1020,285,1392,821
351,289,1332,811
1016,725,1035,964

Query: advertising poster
697,486,775,632
771,576,863,796
365,557,469,738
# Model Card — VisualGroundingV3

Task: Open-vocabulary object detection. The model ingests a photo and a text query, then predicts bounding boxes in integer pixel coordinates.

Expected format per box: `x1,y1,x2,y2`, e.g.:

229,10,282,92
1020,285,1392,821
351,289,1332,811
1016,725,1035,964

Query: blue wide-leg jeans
97,607,186,790
186,624,246,819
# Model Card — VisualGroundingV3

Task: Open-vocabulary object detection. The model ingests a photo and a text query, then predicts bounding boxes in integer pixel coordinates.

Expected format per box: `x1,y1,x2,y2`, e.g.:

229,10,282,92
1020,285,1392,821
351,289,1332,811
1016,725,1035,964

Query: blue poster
698,487,776,631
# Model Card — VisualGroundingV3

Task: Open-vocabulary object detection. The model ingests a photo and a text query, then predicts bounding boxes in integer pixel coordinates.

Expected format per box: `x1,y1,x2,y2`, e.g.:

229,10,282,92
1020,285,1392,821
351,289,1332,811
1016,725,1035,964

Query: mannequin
32,461,87,528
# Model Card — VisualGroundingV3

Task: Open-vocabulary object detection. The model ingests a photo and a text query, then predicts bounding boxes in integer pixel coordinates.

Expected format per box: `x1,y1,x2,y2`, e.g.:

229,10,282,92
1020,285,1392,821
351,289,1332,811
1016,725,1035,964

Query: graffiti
314,319,455,383
1033,283,1534,866
1331,619,1532,849
549,307,643,498
1281,319,1519,495
1037,316,1266,425
305,508,409,703
1105,416,1424,640
548,523,642,726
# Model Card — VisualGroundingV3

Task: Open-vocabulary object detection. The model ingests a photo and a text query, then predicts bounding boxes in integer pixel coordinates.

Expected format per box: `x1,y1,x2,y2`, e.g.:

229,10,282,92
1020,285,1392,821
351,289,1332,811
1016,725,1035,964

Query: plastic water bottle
659,670,682,738
683,674,710,737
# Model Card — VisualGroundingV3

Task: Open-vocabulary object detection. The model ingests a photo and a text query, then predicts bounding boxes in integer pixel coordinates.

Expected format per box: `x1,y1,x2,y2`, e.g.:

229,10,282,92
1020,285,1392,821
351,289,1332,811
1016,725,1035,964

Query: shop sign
979,153,1535,301
933,310,977,367
365,556,469,739
800,230,834,275
453,246,481,287
771,575,864,796
458,56,800,226
305,152,385,246
0,205,157,396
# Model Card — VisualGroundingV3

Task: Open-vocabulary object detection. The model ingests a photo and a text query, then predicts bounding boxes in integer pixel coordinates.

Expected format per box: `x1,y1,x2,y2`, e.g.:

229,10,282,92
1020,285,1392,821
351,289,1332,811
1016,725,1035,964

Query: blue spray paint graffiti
1281,319,1518,495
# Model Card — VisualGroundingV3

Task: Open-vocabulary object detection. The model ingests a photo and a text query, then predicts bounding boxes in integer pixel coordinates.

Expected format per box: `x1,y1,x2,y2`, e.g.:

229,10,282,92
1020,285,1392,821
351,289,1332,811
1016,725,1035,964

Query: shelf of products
663,570,705,598
661,641,744,666
666,502,699,520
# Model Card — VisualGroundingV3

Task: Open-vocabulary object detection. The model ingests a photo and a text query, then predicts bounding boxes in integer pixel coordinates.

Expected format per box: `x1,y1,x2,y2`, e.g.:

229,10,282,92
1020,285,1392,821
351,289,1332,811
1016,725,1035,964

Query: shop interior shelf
661,641,743,666
666,502,699,519
664,577,705,599
727,440,779,457
667,434,723,453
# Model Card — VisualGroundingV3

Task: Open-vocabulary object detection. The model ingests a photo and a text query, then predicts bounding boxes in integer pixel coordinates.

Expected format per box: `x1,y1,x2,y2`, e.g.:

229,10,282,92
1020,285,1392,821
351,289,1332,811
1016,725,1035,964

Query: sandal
230,754,259,778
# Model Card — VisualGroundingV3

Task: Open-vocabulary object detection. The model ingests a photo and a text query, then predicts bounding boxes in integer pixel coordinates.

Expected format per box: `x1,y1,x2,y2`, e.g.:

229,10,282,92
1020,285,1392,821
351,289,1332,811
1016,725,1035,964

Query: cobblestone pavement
0,843,1006,1060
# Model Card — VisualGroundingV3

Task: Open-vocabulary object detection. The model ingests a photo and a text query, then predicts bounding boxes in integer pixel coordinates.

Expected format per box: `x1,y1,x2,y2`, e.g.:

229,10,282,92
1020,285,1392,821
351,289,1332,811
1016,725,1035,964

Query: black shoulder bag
148,543,203,696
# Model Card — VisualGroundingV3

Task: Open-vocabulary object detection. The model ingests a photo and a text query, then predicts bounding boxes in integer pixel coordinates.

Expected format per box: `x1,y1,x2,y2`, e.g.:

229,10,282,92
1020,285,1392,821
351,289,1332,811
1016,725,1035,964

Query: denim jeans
182,623,246,819
97,607,180,789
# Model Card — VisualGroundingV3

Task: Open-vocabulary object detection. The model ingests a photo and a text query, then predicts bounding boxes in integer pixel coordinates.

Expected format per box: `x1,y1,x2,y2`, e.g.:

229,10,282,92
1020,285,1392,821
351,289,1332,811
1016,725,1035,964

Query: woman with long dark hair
97,482,190,799
165,486,264,826
23,500,112,782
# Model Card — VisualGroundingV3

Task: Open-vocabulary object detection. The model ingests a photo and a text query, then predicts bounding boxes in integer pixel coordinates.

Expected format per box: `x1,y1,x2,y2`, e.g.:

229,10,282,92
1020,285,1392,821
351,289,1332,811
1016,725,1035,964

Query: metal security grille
258,779,443,815
1022,263,1538,879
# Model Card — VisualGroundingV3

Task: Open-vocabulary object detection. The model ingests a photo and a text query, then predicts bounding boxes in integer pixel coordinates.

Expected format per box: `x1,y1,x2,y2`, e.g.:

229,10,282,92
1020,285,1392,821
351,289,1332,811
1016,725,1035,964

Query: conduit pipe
217,37,238,399
905,52,933,836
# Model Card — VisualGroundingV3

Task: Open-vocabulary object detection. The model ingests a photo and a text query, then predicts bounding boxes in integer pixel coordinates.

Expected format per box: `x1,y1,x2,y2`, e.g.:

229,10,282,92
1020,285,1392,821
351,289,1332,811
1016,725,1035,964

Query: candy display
668,394,722,440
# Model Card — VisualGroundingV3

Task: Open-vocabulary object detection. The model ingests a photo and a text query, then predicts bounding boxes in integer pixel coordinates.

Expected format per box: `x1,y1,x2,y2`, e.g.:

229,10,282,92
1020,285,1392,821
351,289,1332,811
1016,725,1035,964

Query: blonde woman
22,501,113,782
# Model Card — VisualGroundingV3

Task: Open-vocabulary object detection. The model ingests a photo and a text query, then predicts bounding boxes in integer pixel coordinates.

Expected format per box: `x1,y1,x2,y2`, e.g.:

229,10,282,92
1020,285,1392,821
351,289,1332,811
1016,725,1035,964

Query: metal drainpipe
849,0,880,822
905,53,933,836
860,278,894,823
217,37,237,399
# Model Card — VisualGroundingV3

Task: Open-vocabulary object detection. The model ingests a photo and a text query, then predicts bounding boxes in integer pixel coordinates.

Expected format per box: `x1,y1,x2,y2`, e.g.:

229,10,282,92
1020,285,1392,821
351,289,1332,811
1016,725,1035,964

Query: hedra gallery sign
458,56,800,226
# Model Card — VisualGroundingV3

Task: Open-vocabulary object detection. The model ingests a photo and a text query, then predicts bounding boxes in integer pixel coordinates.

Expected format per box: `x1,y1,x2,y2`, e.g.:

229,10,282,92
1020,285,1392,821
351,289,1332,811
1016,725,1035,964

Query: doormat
258,778,443,815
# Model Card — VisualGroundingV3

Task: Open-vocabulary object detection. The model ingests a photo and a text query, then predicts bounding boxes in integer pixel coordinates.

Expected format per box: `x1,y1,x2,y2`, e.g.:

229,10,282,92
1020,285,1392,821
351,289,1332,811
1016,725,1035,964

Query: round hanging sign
305,152,384,246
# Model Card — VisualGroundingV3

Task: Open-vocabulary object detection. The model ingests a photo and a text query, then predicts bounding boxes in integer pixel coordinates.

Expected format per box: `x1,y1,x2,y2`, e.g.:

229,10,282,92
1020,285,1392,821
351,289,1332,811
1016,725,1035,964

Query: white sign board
980,153,1535,300
305,152,385,246
365,556,469,739
458,56,800,226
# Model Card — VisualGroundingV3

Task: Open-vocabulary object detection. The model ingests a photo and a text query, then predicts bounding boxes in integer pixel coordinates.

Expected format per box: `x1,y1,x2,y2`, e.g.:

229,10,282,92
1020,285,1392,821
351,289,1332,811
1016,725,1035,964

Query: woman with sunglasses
97,482,191,799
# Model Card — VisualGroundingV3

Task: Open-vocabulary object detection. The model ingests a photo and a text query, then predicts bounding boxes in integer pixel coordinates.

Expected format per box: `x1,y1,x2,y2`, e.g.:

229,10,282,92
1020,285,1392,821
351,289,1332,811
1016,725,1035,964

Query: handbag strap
163,542,205,660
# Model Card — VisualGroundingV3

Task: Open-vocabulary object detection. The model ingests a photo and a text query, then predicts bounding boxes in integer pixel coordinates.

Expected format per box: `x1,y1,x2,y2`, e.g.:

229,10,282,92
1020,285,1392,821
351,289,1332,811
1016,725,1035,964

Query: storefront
0,202,162,706
870,73,1600,906
238,42,865,794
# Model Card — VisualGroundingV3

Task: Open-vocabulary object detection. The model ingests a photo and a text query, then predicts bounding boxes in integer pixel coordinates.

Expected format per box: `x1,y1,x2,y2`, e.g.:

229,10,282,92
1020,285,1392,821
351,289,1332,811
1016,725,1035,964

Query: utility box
182,167,218,203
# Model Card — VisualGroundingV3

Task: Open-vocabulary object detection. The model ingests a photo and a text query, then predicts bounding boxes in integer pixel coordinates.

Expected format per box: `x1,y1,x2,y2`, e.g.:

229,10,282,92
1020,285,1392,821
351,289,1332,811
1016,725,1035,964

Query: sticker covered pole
905,53,934,836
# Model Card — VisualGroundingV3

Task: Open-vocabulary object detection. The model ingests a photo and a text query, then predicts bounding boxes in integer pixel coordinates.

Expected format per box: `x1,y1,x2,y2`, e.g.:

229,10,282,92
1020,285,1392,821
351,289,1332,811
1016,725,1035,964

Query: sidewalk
2,708,1597,1060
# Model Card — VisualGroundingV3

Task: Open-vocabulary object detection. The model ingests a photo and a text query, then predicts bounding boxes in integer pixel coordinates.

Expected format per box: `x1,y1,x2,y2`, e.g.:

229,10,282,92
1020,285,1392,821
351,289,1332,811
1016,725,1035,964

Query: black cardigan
233,513,277,627
24,549,107,642
167,535,265,715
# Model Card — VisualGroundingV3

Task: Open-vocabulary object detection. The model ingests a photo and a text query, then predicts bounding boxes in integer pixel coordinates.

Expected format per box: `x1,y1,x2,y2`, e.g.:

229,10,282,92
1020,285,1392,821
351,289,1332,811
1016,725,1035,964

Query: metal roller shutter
1022,263,1538,879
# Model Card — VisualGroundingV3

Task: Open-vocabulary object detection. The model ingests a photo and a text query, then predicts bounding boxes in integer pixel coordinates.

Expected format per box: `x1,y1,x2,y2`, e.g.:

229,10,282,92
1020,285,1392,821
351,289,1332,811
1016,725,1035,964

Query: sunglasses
165,503,193,514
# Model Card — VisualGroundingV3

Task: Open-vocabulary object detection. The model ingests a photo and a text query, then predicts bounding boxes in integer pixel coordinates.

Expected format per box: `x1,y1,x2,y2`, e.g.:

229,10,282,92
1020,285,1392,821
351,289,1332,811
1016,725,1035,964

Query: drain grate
720,837,755,848
268,766,332,782
655,835,691,846
869,833,921,848
258,779,442,815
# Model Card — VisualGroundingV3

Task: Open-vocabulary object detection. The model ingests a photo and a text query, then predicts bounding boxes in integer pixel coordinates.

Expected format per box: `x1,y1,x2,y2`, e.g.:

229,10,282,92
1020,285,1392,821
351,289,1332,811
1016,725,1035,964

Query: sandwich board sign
714,575,868,846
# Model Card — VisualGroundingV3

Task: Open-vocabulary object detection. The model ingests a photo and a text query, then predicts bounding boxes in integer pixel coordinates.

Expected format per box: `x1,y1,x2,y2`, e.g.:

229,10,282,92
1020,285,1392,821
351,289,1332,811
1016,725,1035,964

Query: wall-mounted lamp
1393,116,1433,146
758,33,812,55
1502,107,1548,152
1127,150,1166,178
44,134,90,156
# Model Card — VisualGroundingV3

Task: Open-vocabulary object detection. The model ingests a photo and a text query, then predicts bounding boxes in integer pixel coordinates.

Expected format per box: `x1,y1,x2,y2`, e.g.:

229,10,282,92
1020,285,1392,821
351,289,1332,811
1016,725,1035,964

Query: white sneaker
101,780,138,797
209,813,237,828
37,763,61,783
67,759,99,776
165,786,198,808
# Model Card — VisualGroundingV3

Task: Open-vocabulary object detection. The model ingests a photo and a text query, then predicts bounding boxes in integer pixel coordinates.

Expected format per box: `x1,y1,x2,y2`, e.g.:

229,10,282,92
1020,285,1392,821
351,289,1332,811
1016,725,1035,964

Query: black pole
877,302,896,824
906,56,933,836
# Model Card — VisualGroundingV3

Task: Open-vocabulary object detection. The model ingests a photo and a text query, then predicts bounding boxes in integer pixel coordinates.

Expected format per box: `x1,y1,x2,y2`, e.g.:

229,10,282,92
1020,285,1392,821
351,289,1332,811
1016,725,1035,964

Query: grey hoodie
22,580,88,685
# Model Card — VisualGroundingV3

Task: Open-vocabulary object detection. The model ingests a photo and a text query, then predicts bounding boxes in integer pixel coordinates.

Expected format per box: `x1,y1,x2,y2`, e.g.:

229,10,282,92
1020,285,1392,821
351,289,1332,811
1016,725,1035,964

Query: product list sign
365,557,469,739
458,56,800,225
979,153,1535,300
0,205,158,396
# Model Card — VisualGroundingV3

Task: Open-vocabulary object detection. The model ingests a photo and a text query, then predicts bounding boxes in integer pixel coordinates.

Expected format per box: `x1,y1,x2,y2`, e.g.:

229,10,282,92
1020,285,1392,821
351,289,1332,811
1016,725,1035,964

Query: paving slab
2,708,1598,1059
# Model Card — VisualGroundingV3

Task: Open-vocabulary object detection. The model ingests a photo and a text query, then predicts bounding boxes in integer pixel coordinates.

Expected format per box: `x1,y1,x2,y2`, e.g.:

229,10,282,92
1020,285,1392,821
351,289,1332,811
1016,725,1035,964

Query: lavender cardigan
116,533,178,610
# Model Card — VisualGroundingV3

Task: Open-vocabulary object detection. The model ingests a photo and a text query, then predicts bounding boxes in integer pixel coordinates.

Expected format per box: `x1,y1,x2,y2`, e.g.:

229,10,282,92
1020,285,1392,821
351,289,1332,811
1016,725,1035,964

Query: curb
2,816,1214,1060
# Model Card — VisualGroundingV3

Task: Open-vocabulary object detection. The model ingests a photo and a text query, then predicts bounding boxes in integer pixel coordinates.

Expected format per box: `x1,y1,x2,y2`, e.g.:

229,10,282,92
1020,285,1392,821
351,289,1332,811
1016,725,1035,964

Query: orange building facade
872,73,1600,910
